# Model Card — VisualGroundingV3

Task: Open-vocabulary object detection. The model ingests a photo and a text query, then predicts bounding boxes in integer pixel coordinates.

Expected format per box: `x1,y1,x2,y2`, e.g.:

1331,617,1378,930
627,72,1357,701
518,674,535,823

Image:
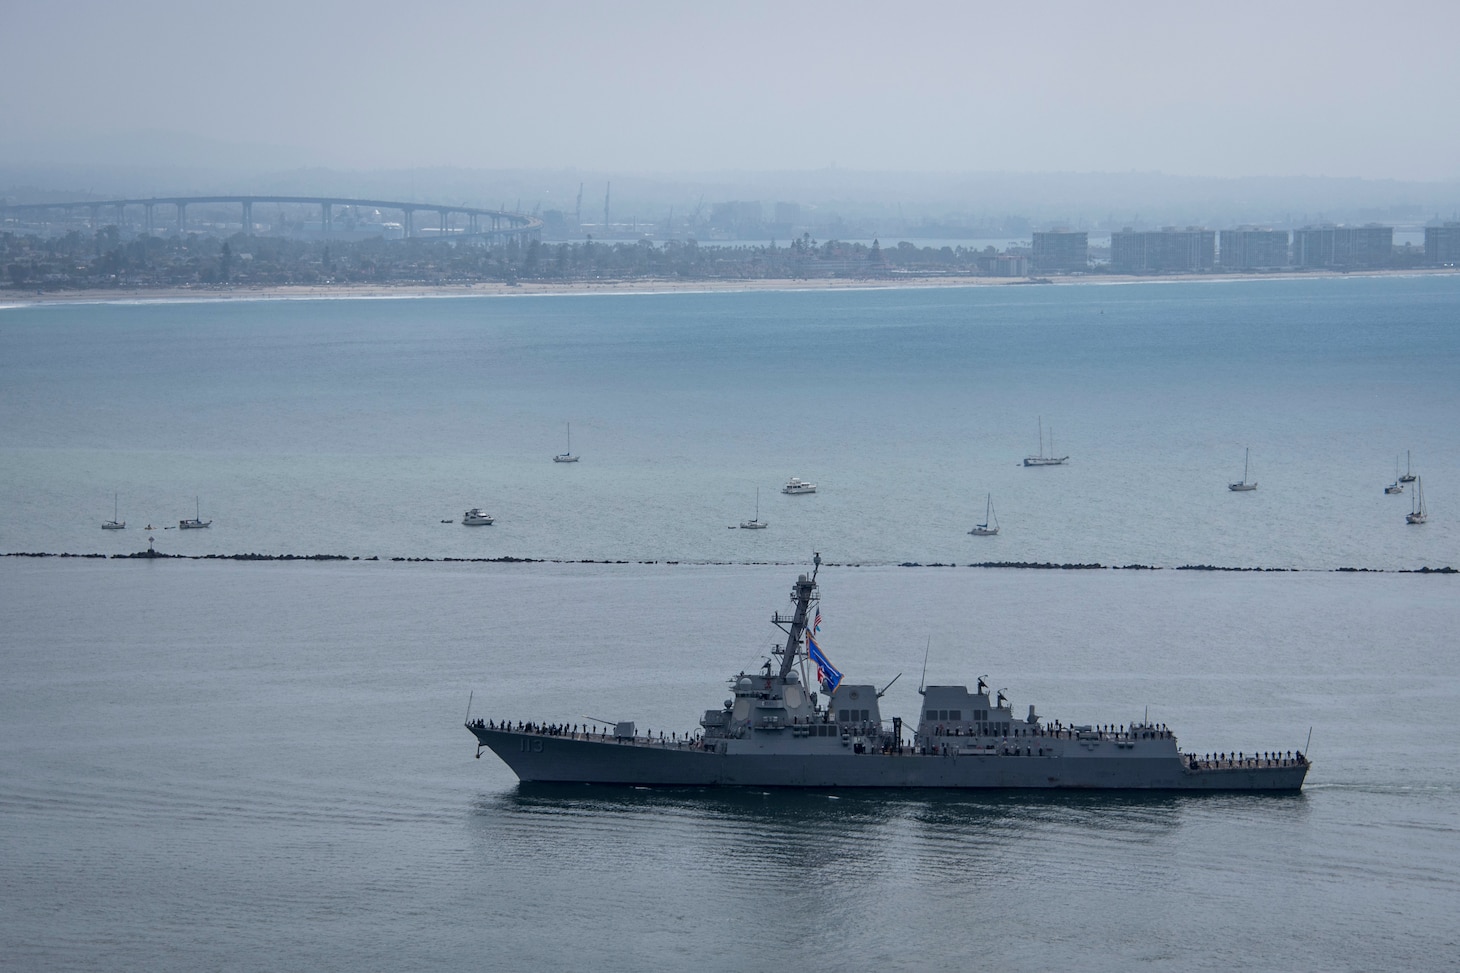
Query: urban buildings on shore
1032,231,1088,273
1110,227,1216,273
1426,223,1460,265
1219,228,1292,270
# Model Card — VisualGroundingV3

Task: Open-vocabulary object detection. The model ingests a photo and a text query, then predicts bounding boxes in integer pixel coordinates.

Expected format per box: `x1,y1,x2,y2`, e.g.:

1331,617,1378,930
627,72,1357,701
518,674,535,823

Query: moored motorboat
462,508,495,526
782,477,817,494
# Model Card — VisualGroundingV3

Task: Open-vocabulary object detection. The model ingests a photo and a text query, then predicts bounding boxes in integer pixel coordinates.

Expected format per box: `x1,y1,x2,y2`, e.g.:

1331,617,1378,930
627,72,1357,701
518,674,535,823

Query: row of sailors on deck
1187,750,1308,769
928,723,1174,739
471,718,704,745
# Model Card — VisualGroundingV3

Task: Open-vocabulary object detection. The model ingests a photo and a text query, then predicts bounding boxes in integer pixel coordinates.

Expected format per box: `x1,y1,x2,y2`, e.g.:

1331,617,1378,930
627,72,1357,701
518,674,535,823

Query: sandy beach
2,267,1455,306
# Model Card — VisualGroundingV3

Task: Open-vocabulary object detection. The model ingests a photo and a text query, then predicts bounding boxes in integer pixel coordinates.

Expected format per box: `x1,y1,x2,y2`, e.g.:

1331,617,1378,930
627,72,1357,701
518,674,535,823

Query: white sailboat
553,422,579,463
102,493,125,530
1406,477,1427,524
740,487,768,529
1384,456,1404,495
1228,447,1257,491
968,493,999,536
1399,450,1416,483
1023,416,1069,466
179,497,211,529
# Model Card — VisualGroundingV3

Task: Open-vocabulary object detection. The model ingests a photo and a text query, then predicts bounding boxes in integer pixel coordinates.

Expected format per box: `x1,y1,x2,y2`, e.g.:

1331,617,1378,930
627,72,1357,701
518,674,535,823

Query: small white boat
179,497,211,529
1023,416,1069,466
102,492,125,530
740,488,768,529
462,508,495,526
553,422,579,463
1399,450,1416,483
1385,456,1404,495
1406,477,1427,524
1228,447,1257,492
782,477,817,495
968,493,999,536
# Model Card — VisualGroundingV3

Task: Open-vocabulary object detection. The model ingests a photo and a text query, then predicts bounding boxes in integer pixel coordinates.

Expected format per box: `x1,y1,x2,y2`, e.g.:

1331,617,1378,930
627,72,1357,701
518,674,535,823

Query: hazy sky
5,0,1458,180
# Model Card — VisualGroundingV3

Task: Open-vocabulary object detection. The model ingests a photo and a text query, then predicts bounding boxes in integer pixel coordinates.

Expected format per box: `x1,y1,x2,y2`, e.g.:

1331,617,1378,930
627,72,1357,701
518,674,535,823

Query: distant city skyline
4,0,1459,181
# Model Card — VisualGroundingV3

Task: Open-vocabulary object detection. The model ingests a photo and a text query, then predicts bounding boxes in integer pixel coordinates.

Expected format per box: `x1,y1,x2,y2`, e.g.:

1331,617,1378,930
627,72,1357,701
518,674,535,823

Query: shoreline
3,266,1456,307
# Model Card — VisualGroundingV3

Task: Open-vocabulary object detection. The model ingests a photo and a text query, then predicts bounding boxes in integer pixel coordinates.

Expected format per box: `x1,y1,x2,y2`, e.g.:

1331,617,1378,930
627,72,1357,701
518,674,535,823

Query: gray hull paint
471,729,1308,792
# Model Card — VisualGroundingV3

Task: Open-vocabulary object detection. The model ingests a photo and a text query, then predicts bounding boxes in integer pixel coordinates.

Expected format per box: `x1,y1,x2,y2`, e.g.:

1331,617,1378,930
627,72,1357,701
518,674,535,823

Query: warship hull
470,728,1307,792
466,556,1309,793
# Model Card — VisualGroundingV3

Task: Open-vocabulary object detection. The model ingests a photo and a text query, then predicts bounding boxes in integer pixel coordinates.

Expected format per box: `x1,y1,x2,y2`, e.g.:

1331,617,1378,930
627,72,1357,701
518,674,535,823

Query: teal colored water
2,276,1457,567
2,279,1459,970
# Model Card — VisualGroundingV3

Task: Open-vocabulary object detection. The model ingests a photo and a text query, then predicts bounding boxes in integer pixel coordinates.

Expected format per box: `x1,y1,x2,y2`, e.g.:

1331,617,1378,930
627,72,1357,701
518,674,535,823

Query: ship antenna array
918,636,931,694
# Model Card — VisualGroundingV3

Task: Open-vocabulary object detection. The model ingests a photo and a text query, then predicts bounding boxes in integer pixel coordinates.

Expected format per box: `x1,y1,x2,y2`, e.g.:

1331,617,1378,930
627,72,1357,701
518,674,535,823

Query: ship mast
776,553,820,681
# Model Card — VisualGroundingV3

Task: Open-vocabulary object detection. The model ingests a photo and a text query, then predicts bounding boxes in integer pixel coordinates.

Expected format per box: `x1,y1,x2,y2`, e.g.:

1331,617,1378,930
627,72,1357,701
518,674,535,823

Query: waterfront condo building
1218,228,1290,270
1425,223,1460,266
1110,227,1216,273
1291,224,1394,269
1031,231,1089,273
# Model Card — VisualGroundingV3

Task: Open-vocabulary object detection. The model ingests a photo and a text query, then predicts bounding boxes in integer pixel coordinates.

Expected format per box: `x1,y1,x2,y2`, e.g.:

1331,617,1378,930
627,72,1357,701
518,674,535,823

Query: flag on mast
807,630,842,693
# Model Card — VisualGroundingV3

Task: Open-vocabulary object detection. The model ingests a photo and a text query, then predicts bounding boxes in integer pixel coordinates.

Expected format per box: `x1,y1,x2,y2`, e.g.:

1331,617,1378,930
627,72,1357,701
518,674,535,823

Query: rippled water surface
2,279,1458,970
2,560,1457,971
2,277,1457,568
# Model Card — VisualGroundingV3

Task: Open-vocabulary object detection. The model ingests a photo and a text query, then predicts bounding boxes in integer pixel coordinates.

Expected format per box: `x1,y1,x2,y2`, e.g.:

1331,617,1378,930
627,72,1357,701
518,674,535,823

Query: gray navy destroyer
467,555,1309,791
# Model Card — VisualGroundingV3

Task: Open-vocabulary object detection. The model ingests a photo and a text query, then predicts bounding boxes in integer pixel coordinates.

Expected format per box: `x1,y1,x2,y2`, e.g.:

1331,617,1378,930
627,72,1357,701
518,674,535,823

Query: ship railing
1184,752,1308,772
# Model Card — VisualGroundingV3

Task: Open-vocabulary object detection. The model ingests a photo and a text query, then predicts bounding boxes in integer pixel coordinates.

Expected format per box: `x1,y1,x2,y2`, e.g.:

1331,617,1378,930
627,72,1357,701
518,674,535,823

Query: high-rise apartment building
1218,228,1290,269
1031,231,1089,273
1292,224,1393,269
1425,223,1460,265
1110,227,1215,273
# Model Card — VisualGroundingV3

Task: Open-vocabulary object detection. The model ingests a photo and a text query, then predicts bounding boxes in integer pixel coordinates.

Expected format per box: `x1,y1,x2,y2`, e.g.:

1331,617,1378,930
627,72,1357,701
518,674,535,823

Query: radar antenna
918,636,931,695
776,553,821,681
878,672,902,698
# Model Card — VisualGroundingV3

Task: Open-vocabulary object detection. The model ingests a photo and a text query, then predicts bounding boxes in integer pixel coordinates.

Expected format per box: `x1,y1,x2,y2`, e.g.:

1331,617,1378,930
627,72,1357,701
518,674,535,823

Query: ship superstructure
466,555,1308,791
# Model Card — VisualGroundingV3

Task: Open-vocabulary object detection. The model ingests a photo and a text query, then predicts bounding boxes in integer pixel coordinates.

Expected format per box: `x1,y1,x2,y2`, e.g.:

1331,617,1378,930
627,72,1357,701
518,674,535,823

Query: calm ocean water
1,276,1457,568
1,560,1457,972
2,279,1458,970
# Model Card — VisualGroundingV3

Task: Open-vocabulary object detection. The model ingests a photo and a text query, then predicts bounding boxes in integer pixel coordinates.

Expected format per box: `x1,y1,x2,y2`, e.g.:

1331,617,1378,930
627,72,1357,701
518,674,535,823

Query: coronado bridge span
0,195,542,242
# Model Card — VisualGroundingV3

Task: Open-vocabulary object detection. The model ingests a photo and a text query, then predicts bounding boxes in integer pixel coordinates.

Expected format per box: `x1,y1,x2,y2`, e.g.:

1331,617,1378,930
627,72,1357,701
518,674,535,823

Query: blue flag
806,632,842,693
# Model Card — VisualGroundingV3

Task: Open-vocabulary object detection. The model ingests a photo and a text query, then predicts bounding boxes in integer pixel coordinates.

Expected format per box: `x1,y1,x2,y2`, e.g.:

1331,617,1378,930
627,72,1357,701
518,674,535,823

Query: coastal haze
4,1,1459,179
3,1,1460,230
4,3,1460,972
